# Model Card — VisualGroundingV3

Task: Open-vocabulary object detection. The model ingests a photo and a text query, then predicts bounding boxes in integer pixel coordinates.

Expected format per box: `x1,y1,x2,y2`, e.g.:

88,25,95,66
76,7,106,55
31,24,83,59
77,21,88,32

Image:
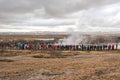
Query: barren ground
0,50,120,80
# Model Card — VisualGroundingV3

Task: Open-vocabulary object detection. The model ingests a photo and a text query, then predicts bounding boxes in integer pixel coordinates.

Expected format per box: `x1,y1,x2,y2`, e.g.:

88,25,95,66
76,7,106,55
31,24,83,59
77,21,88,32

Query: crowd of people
0,40,119,51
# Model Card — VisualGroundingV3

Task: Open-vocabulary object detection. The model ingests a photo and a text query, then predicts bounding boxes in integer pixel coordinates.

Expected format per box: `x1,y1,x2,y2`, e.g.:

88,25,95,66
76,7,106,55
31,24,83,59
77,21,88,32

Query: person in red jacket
54,45,58,50
29,43,33,50
112,44,114,50
42,43,45,50
107,44,111,50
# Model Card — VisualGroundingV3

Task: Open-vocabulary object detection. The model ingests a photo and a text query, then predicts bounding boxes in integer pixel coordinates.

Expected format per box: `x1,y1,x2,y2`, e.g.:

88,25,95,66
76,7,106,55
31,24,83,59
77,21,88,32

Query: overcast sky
0,0,120,32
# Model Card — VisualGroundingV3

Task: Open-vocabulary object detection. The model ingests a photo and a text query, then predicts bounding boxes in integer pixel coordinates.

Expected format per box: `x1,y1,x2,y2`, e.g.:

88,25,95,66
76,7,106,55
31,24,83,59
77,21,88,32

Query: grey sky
0,0,120,32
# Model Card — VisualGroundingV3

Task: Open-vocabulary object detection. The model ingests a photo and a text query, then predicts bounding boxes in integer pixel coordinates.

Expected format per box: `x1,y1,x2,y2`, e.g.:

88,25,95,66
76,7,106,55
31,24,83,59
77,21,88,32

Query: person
63,45,66,50
76,45,78,51
93,45,95,50
65,45,67,50
56,45,58,50
41,43,45,50
27,42,29,49
115,44,118,50
72,45,75,51
107,44,111,50
0,42,3,50
112,44,114,50
30,43,33,50
99,45,102,51
54,44,58,50
96,45,99,51
103,44,106,50
59,44,62,50
86,45,89,51
21,43,24,50
17,42,21,50
69,45,72,50
36,42,40,50
78,45,81,50
90,45,93,51
24,43,28,50
83,45,85,51
117,43,120,50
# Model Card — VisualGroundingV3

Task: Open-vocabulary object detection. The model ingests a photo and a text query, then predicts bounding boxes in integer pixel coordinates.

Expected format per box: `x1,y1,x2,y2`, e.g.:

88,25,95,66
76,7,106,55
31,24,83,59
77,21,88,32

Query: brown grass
0,50,120,80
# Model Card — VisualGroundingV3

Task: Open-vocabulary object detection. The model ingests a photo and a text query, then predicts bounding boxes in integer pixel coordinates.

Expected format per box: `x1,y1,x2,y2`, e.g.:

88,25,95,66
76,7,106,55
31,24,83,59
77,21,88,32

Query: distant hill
0,31,120,36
